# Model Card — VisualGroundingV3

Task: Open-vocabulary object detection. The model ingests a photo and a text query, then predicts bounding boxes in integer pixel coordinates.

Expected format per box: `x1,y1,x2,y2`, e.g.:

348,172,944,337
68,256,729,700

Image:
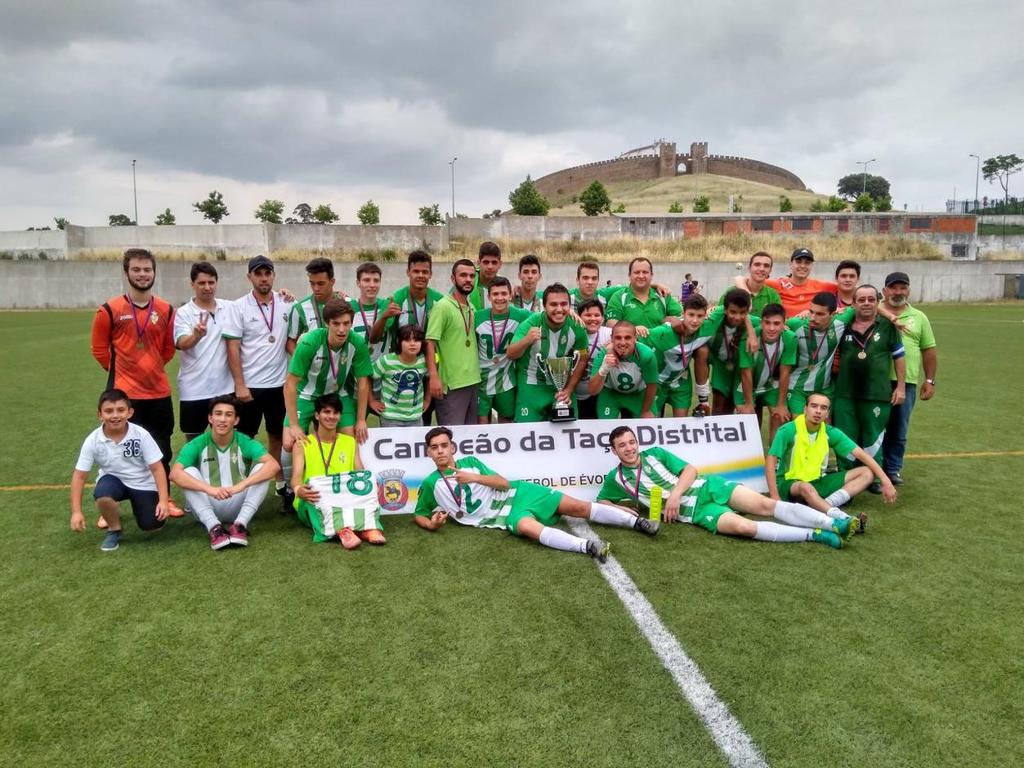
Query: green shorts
505,481,563,535
656,382,693,413
283,397,316,432
478,387,516,419
735,386,781,408
687,475,737,533
777,471,846,502
711,360,738,397
285,394,356,429
596,388,645,419
514,382,575,423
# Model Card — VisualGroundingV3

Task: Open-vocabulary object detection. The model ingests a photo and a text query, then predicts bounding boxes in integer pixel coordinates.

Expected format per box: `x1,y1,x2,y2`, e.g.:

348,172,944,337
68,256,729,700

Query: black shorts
93,475,164,531
179,395,232,435
128,396,174,468
237,386,285,439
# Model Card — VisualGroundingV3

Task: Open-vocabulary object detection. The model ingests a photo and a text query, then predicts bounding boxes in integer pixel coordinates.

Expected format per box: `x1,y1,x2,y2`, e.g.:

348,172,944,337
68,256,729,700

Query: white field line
568,517,769,768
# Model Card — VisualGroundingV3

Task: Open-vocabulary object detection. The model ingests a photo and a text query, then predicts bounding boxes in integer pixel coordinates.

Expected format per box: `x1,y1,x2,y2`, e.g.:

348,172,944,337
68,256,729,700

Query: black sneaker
586,539,610,563
633,516,660,536
277,486,295,515
888,472,904,486
868,479,882,494
857,511,868,535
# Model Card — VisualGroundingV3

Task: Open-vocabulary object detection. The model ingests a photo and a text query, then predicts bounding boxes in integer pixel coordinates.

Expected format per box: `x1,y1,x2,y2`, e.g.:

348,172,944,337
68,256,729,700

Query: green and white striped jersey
414,456,514,529
643,311,723,390
371,353,428,422
307,472,381,537
510,313,589,386
350,298,389,362
475,306,533,396
288,328,372,399
287,295,327,339
738,330,798,395
709,314,760,368
596,447,701,518
787,307,855,394
590,343,659,394
174,432,267,488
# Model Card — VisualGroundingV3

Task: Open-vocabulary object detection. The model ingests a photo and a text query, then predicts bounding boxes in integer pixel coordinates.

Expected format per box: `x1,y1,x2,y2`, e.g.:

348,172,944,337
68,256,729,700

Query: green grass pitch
1,303,1022,767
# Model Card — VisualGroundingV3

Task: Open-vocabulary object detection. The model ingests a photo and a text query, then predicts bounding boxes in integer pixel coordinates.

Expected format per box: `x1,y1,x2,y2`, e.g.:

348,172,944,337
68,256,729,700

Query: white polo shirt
222,291,292,389
174,298,234,401
75,422,163,491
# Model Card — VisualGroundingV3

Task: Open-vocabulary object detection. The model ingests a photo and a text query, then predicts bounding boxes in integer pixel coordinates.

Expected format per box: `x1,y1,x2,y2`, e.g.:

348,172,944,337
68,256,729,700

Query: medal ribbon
618,463,644,502
315,433,338,474
440,469,462,511
587,331,601,375
256,293,276,336
359,302,379,338
324,340,343,384
852,323,876,356
126,294,153,345
408,295,427,329
763,339,781,376
808,327,828,364
457,300,473,343
490,315,510,357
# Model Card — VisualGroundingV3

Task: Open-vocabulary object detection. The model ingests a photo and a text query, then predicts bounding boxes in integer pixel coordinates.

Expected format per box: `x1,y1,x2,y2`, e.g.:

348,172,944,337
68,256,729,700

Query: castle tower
658,142,677,178
689,141,708,175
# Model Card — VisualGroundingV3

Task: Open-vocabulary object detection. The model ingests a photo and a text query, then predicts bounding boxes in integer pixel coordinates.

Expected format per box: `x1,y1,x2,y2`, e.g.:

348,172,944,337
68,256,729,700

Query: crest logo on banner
376,468,409,511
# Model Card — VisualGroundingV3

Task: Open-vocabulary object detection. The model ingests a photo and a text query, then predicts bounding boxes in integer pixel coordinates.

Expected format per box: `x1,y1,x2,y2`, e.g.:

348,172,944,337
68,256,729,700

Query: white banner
361,416,766,515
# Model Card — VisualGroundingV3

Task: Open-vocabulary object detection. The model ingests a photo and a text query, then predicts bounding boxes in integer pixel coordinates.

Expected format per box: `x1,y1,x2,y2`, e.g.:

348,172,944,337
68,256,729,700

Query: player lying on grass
169,395,279,551
412,427,661,561
291,393,384,549
766,392,897,533
598,425,857,548
70,389,169,552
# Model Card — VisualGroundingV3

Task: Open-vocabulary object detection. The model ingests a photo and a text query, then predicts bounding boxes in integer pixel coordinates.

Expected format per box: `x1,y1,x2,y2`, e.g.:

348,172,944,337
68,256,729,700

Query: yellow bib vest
784,415,829,482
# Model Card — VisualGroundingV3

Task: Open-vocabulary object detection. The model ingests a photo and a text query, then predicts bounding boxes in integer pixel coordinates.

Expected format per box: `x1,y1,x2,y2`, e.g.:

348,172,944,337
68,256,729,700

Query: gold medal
268,334,276,343
135,341,145,350
857,350,867,360
465,339,471,347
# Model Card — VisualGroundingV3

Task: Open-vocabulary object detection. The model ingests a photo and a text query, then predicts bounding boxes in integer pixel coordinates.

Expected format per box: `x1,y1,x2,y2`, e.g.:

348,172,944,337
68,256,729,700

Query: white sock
279,450,293,491
588,502,638,528
773,500,833,530
826,506,850,520
753,521,813,543
183,490,219,531
825,489,851,507
237,478,269,527
538,526,589,553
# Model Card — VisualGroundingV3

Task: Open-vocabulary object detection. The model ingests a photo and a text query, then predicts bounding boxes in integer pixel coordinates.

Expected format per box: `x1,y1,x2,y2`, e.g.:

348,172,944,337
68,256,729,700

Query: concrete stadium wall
978,215,1024,225
3,258,1021,309
449,216,623,243
0,228,66,260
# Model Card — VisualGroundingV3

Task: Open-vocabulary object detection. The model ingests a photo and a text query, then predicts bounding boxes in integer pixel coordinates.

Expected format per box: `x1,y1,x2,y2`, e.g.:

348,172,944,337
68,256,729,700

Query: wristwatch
925,378,935,385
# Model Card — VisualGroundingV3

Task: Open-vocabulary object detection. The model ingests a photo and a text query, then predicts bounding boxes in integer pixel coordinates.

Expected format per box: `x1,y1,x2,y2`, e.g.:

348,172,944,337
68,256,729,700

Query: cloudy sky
1,1,1021,230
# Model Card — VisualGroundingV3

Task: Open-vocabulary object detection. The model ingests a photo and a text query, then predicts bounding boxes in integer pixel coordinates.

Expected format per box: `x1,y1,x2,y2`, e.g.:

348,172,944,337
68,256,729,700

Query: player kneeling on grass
291,393,384,550
71,389,170,552
598,426,856,548
169,395,279,550
413,427,660,561
766,393,897,533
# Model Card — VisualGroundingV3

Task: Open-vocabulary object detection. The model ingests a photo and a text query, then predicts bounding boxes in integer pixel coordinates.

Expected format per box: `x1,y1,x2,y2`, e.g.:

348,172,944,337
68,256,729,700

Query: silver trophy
536,351,579,422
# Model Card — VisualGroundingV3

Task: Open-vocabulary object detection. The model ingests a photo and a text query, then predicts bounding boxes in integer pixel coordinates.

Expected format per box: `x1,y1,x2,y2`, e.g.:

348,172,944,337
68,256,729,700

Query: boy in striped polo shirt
170,396,279,550
372,324,431,426
598,425,856,548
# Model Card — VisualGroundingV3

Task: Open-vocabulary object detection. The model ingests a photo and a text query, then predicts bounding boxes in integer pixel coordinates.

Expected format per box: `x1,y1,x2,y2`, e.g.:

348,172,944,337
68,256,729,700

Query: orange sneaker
97,516,109,530
166,501,186,518
339,527,361,550
357,528,387,545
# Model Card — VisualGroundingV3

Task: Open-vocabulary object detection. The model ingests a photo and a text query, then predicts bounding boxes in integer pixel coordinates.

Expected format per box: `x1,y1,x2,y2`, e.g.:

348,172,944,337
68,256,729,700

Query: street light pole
449,156,457,219
969,153,981,212
857,158,876,195
132,159,138,224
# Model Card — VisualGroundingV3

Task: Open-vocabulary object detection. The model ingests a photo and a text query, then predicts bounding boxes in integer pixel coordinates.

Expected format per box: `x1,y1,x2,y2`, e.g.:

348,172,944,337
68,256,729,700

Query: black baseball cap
791,248,814,261
247,255,274,273
884,271,910,287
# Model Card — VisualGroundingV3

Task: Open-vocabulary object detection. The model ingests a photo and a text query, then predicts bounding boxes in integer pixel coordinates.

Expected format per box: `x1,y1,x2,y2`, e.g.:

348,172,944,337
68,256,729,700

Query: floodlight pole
969,153,980,212
858,158,876,195
449,156,457,219
132,159,138,225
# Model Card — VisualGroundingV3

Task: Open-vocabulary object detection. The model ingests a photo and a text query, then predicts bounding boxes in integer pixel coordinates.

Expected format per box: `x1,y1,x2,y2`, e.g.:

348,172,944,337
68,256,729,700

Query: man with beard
880,272,937,487
91,248,183,518
426,259,481,425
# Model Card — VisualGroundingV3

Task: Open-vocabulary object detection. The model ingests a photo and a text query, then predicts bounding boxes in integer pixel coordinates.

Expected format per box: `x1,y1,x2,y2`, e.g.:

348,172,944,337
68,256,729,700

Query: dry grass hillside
546,173,831,215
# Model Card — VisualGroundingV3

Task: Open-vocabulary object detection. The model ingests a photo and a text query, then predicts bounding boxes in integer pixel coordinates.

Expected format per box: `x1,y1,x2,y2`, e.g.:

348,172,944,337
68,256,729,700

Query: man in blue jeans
879,272,938,485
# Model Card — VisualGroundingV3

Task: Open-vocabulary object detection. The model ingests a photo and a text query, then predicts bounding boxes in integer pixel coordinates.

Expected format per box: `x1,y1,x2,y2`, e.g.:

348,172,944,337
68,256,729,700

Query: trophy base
550,403,575,423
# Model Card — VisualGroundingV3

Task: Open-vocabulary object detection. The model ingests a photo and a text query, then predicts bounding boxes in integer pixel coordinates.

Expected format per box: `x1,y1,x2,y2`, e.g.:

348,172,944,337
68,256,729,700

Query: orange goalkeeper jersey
91,294,176,399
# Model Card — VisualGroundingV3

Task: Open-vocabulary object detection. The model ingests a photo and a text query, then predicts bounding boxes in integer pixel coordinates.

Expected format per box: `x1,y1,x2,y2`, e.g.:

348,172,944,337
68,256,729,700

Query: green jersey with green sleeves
590,343,659,395
289,328,372,399
738,329,798,396
475,306,533,396
643,311,723,390
510,313,589,386
718,284,782,318
835,317,905,401
596,446,701,517
768,420,859,483
786,307,855,394
175,431,267,487
570,284,623,312
605,288,682,327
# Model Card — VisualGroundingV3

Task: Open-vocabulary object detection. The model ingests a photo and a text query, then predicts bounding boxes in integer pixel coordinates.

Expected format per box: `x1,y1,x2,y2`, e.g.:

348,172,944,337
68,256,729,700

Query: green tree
874,194,893,212
853,193,874,212
809,199,827,212
193,190,229,223
826,195,847,212
108,214,135,226
838,173,890,202
481,208,503,220
419,203,443,225
668,201,684,213
312,203,340,224
54,217,69,230
693,196,710,213
982,154,1024,205
579,181,611,216
154,208,176,225
287,203,314,224
254,199,285,224
357,200,380,225
612,203,626,213
508,175,550,216
779,196,793,212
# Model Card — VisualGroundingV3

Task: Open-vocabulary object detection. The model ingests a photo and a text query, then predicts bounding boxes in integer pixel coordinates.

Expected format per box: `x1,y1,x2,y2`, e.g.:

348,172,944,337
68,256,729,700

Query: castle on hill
532,140,807,203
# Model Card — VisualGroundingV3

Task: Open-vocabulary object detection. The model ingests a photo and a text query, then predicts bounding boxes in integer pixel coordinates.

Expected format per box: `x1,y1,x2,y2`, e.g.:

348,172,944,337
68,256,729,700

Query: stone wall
532,155,662,203
705,156,806,190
